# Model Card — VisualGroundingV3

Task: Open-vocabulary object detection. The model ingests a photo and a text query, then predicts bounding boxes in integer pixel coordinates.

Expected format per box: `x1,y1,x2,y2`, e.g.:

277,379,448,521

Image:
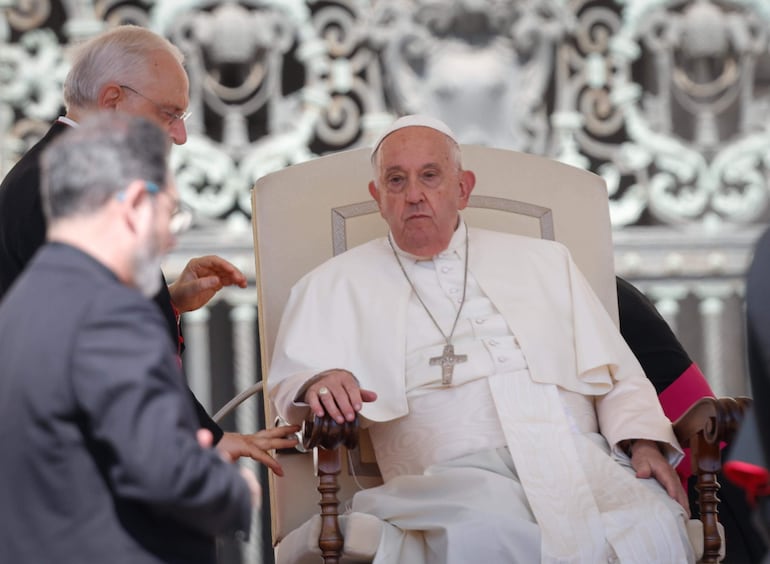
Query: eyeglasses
119,84,191,125
144,181,194,234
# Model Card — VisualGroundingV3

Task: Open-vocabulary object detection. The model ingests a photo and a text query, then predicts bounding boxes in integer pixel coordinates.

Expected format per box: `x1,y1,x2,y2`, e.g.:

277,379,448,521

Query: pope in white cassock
268,115,695,563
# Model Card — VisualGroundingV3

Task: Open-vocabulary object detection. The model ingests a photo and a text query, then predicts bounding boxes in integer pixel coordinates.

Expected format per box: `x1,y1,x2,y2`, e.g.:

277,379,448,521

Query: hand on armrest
628,439,690,516
295,368,377,424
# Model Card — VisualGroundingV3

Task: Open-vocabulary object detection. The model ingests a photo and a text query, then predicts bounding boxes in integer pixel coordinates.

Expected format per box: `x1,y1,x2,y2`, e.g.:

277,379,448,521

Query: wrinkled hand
304,369,378,424
168,255,248,313
216,428,300,476
630,439,691,517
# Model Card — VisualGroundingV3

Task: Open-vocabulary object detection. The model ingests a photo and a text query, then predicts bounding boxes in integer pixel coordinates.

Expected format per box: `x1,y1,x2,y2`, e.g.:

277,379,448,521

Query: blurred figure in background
725,229,770,563
617,276,767,563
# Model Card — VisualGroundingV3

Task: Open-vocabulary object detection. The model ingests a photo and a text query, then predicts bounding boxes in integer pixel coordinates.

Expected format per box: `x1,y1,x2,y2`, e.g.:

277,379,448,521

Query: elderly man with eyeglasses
0,26,297,479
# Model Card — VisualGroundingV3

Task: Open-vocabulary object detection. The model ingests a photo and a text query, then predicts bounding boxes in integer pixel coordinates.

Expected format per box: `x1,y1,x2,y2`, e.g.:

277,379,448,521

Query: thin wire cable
212,381,263,423
387,223,469,346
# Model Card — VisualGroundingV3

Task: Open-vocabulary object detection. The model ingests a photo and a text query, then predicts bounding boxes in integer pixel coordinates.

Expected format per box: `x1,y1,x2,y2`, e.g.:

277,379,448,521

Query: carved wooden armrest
300,413,360,564
672,396,753,563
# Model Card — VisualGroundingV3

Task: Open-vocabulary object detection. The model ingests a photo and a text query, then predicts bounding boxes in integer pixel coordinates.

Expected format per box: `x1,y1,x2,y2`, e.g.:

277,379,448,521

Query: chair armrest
672,396,753,563
673,396,752,450
302,413,360,451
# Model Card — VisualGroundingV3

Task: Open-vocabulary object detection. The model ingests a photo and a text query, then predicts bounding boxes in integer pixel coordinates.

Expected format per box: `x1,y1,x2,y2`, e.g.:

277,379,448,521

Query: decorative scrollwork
6,0,51,31
0,28,65,118
600,0,770,227
3,0,770,231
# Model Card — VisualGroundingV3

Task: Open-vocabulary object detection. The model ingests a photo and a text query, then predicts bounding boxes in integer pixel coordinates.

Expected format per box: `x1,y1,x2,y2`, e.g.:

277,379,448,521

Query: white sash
489,372,691,563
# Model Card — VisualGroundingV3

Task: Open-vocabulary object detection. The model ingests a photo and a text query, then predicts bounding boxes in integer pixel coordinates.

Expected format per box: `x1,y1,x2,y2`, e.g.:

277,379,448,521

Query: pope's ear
368,180,381,206
457,170,476,209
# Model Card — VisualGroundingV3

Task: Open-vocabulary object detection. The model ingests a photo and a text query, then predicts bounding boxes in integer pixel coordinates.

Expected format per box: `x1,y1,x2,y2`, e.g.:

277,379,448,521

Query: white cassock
269,222,694,564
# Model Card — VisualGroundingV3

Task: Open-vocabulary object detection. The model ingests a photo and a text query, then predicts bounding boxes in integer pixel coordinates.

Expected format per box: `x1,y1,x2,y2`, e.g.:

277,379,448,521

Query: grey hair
41,112,170,222
370,131,463,188
63,25,184,109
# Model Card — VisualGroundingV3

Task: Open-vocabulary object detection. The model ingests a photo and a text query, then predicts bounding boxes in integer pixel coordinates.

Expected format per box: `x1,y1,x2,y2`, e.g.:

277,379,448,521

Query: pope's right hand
303,369,377,424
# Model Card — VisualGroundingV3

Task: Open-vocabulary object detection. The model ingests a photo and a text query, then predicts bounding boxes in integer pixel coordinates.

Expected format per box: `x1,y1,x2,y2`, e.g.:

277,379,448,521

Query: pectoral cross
429,344,468,386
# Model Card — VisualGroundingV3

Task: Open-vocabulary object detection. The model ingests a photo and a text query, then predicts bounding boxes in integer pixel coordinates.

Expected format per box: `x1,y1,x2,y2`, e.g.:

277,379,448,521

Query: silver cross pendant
429,344,468,386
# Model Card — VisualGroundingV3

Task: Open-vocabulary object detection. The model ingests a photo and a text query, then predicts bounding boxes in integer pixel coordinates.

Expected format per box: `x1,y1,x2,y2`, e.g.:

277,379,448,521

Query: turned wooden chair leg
692,434,722,563
317,447,343,564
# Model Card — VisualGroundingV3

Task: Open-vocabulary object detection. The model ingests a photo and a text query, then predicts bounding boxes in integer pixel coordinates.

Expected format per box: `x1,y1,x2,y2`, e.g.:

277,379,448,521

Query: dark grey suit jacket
0,243,251,563
0,121,224,442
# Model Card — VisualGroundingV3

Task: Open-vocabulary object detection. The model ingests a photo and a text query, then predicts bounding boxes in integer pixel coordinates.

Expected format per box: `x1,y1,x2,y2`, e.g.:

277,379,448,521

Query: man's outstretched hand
197,428,263,509
168,255,248,313
217,427,301,476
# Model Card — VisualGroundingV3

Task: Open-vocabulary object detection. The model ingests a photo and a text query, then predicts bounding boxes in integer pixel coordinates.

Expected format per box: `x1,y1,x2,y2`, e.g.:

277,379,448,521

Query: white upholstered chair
241,145,746,563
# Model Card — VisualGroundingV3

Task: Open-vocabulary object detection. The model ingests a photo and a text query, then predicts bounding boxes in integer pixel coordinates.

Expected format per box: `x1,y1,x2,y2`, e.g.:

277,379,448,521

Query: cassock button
497,356,508,363
441,266,451,273
489,339,499,346
475,318,486,324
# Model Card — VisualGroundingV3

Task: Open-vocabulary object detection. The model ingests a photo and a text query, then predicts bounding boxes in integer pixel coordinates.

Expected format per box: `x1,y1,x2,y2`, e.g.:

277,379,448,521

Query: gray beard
133,238,164,298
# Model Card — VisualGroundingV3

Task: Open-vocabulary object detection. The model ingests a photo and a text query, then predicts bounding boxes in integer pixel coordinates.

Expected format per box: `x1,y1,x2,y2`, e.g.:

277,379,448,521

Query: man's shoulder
0,144,44,210
8,245,158,317
0,247,128,343
8,249,171,369
0,122,66,289
0,123,65,196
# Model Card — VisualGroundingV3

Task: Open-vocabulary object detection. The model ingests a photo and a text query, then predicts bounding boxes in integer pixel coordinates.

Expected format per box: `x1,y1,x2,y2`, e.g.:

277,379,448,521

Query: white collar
56,116,79,128
388,217,468,262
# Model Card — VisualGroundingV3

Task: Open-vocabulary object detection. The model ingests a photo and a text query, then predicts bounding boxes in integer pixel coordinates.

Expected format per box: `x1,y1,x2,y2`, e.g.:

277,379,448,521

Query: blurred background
2,1,769,562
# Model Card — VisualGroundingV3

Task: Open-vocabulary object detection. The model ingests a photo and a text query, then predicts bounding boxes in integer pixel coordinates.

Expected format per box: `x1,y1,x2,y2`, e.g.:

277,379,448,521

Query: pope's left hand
168,255,248,313
630,439,691,517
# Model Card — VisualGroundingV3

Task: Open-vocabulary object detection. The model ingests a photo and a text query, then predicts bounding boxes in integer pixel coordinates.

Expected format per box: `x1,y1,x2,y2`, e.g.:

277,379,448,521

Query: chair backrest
251,145,616,544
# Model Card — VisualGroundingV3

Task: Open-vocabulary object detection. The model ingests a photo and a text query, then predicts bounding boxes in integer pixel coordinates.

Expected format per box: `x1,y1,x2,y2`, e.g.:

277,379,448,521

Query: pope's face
369,127,475,258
